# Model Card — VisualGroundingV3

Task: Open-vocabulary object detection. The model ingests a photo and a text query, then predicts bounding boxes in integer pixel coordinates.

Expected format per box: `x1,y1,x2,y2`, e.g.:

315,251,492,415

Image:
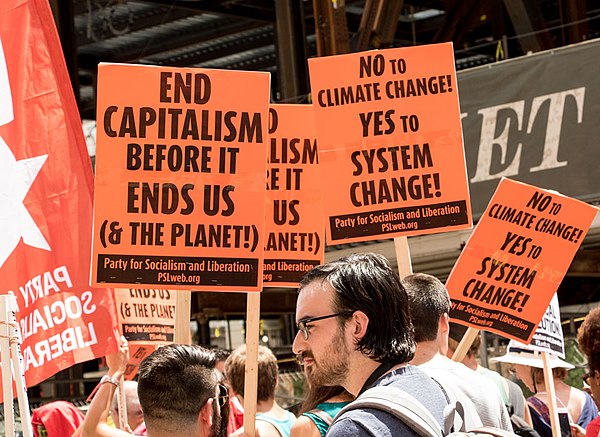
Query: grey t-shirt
327,365,448,437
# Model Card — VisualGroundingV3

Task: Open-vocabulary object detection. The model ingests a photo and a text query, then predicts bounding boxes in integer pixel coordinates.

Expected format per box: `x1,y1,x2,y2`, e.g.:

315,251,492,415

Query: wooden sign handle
394,236,413,278
243,292,261,437
174,290,191,344
451,327,479,362
542,352,561,437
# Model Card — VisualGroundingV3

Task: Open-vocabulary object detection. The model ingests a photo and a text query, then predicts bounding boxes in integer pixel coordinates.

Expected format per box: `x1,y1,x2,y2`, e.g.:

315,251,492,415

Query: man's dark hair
403,273,451,343
300,252,415,364
213,349,230,361
138,344,217,428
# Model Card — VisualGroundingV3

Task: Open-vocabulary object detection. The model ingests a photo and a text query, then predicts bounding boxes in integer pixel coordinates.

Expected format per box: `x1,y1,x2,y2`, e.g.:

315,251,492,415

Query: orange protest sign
308,43,472,243
114,288,175,344
92,64,271,291
264,105,324,287
446,178,598,343
123,344,157,381
0,0,119,387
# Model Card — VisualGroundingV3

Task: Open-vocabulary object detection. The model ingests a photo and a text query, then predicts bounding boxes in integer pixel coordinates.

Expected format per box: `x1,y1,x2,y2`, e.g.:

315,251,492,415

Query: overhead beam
560,0,588,45
433,0,485,46
312,0,350,56
275,0,310,101
352,0,383,51
77,18,258,69
502,0,553,53
374,0,404,48
141,0,275,22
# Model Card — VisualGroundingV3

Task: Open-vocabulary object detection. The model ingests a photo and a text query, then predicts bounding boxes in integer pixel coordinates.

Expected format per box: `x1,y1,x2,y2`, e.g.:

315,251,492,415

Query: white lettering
470,101,524,182
527,88,584,172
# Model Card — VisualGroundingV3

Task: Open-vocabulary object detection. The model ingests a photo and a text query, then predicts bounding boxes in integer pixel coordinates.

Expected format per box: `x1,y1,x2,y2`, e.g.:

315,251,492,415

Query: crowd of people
29,253,600,437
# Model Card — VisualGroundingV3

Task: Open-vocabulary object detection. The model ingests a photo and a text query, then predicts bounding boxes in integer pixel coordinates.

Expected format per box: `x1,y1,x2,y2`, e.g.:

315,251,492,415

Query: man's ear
439,313,450,333
350,310,369,341
199,398,214,429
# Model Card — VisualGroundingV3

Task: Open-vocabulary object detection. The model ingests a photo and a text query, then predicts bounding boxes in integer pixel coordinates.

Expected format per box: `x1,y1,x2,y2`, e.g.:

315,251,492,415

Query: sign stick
394,237,413,278
10,317,32,437
451,327,480,362
0,294,33,437
174,290,192,344
243,292,261,437
0,308,15,436
118,377,128,430
542,352,561,437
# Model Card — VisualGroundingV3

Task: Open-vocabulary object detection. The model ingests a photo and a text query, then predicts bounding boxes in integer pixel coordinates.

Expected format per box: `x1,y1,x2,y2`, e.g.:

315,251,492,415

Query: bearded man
292,253,448,437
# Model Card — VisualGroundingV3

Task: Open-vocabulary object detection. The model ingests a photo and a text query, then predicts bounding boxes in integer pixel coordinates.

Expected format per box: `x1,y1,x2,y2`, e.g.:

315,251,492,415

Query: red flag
0,0,119,386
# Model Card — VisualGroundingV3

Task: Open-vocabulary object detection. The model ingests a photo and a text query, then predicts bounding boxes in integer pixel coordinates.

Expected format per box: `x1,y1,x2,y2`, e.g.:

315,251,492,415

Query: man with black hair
137,344,229,437
403,273,513,431
292,253,448,437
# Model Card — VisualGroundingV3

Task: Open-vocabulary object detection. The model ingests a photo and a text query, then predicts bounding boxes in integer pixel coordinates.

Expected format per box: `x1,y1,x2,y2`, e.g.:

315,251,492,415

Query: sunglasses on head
214,383,229,408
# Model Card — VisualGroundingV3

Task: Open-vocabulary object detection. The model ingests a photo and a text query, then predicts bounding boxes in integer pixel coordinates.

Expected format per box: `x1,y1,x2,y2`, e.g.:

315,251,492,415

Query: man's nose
292,330,305,355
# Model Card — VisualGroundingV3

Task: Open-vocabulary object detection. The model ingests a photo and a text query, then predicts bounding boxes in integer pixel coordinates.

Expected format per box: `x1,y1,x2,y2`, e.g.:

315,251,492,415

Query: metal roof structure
56,0,600,119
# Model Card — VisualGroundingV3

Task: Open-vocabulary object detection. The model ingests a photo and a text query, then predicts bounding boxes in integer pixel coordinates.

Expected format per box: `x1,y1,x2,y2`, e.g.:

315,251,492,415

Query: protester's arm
82,337,133,437
572,424,586,437
523,401,533,426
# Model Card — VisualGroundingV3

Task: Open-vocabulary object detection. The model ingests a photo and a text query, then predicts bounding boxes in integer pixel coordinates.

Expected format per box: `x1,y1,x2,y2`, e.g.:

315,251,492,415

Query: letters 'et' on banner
264,105,324,287
92,64,271,291
446,178,598,343
308,43,472,244
0,0,119,387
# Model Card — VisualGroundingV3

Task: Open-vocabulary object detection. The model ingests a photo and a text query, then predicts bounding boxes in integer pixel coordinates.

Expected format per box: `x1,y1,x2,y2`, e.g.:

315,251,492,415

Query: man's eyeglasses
214,383,229,408
583,371,593,386
296,312,354,340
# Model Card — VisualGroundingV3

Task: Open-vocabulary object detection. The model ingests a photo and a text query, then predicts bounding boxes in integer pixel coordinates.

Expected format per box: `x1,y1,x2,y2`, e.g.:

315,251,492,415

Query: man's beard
305,328,349,387
209,406,223,437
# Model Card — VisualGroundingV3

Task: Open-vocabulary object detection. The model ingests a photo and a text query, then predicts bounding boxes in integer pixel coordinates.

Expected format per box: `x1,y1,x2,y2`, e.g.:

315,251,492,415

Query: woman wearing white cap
491,341,598,437
577,306,600,437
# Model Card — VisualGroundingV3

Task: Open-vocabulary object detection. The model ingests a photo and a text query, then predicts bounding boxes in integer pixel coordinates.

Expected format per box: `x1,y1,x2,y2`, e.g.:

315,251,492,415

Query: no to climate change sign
447,178,598,343
308,43,472,243
92,64,271,291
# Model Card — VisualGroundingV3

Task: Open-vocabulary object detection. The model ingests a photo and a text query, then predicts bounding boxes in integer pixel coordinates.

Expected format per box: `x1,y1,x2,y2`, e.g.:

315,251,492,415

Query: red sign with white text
0,0,119,386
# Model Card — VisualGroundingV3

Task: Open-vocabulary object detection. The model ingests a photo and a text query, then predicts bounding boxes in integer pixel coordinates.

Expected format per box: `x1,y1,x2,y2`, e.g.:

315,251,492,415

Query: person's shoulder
256,419,285,437
290,415,319,437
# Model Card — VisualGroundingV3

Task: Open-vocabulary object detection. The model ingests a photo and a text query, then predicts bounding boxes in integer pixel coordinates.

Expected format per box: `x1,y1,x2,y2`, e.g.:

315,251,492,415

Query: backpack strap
332,386,443,437
307,408,334,426
426,373,483,433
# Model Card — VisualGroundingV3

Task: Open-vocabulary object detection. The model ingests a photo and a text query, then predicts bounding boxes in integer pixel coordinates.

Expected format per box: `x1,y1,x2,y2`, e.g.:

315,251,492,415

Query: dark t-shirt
327,365,449,437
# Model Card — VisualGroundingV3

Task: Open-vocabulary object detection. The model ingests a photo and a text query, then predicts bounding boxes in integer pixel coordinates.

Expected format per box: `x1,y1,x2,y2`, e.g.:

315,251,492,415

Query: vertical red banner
0,0,118,386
